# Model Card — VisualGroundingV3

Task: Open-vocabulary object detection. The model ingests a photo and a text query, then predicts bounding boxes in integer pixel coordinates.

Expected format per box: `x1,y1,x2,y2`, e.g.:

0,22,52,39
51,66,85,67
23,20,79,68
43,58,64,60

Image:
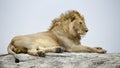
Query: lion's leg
27,49,38,56
27,49,46,57
67,45,107,53
38,46,64,53
44,47,64,53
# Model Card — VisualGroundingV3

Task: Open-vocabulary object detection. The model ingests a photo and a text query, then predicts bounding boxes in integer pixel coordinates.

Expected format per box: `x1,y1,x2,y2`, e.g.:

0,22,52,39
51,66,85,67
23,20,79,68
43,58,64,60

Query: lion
7,10,107,63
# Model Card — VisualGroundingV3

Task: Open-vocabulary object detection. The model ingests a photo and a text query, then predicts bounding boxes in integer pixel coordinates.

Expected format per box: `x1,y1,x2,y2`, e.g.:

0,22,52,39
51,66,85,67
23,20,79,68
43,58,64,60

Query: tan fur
8,10,107,57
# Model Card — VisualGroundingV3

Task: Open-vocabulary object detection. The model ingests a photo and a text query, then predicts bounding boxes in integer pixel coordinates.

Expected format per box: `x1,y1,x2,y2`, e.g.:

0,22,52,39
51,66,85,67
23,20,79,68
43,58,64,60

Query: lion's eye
79,22,82,24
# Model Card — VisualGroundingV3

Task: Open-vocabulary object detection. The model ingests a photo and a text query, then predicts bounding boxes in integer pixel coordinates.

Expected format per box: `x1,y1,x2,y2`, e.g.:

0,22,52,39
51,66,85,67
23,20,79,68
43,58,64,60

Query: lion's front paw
94,47,107,53
37,51,46,57
97,49,107,54
94,47,103,50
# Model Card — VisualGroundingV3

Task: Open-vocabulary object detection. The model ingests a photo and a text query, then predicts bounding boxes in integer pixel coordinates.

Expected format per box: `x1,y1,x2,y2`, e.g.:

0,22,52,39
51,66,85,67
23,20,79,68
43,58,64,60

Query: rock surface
0,53,120,68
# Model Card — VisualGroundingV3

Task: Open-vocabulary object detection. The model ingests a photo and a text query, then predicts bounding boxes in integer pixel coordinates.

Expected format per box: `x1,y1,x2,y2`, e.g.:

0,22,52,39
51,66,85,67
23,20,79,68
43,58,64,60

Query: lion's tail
7,41,20,63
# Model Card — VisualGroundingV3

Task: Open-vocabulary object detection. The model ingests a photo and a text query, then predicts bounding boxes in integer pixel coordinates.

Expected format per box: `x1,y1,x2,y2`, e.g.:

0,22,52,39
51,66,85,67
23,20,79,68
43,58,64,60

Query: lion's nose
85,29,88,32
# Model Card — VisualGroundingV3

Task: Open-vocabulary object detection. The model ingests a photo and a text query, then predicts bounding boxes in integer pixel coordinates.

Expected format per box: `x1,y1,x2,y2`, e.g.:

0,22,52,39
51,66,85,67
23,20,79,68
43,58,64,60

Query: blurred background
0,0,120,54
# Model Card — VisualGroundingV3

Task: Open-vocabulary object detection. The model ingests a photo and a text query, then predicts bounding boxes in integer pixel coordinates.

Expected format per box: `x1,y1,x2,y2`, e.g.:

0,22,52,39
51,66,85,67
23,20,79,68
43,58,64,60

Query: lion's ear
69,22,77,37
71,16,76,22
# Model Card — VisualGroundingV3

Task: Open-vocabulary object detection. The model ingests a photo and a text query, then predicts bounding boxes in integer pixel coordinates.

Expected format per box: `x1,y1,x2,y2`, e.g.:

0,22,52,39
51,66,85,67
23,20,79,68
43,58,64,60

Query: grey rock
0,53,120,68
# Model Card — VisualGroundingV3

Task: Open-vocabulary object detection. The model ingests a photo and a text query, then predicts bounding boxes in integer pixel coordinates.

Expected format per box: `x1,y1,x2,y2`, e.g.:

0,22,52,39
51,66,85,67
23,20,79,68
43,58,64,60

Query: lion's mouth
77,31,87,35
80,35,85,38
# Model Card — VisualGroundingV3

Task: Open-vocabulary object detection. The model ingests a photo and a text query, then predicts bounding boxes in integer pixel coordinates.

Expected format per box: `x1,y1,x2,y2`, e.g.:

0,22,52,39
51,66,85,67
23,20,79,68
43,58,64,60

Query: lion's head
49,10,88,38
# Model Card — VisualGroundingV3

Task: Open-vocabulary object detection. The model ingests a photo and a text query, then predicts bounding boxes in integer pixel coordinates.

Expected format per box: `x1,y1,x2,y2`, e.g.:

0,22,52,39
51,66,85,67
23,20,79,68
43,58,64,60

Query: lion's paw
55,47,64,53
98,49,107,54
94,47,107,53
37,51,46,57
94,47,103,50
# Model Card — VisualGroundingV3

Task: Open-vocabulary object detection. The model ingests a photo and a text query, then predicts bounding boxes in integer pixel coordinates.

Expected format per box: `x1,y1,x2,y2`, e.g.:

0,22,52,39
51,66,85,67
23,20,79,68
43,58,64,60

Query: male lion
8,10,107,63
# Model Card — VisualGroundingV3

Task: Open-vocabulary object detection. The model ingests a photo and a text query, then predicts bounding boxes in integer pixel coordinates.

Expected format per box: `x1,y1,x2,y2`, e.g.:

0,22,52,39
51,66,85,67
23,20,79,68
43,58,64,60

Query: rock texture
0,53,120,68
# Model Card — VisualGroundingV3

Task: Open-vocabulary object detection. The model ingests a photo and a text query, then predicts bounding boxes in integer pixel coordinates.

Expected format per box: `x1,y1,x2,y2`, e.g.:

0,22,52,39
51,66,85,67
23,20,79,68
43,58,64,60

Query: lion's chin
80,35,85,38
79,33,87,38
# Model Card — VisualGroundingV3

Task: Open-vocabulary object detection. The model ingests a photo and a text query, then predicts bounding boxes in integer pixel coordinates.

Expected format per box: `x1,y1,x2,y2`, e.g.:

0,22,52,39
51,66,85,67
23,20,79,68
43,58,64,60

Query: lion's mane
48,10,84,41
